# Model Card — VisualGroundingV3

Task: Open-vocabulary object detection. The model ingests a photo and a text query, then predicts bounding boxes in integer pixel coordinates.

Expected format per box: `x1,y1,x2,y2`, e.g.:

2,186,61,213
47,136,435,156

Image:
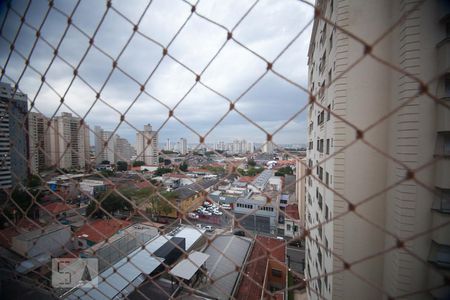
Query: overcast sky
0,0,314,147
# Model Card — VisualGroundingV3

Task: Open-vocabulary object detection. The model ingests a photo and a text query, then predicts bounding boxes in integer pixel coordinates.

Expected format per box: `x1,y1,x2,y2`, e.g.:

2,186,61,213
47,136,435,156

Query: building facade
28,112,50,174
178,138,188,155
135,124,158,165
49,112,90,170
305,1,450,299
0,82,28,188
115,135,135,163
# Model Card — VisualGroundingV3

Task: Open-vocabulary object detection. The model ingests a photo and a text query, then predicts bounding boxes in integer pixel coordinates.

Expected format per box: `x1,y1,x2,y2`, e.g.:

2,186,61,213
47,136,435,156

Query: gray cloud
0,0,314,146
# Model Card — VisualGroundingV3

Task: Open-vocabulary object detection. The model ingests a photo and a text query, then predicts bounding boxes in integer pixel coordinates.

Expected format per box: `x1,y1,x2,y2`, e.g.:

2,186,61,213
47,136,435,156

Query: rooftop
169,251,210,280
196,235,253,299
41,202,73,214
236,236,286,300
13,223,69,241
75,219,132,244
174,179,218,200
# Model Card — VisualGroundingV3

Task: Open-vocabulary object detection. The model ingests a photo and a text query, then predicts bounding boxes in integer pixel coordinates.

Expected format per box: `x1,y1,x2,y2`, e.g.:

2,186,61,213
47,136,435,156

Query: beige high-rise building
305,1,450,299
94,126,116,165
115,135,135,163
28,112,50,174
135,124,158,165
49,112,90,170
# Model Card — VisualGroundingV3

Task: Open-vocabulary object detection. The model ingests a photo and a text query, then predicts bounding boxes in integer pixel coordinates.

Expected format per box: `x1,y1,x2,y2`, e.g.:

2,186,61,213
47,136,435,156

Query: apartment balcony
435,158,450,188
437,102,450,132
428,240,450,269
437,38,450,76
431,212,450,245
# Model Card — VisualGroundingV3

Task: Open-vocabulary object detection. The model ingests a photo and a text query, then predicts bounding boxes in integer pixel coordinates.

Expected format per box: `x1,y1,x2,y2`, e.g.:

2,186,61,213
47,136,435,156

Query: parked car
203,211,212,216
233,229,245,237
204,225,215,232
188,212,199,219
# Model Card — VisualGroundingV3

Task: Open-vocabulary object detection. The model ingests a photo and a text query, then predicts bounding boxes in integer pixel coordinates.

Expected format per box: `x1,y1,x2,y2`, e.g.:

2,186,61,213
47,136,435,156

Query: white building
135,124,158,165
48,112,90,170
305,1,450,300
262,141,274,153
178,137,188,155
28,112,50,174
165,138,171,151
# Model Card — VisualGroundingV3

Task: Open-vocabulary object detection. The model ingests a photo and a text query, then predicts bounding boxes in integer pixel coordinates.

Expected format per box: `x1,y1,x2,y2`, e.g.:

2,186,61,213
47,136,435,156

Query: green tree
275,166,294,176
149,191,177,218
179,162,188,172
132,161,145,167
27,174,42,188
116,161,128,171
89,190,133,217
247,159,256,167
154,167,172,176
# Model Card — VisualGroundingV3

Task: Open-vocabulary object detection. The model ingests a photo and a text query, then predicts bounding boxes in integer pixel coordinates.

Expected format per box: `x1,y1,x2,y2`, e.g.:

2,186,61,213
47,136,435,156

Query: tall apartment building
165,138,171,151
94,126,116,164
178,138,188,155
49,112,90,170
115,135,135,163
262,141,274,154
0,82,28,188
305,1,450,299
28,112,50,174
135,124,158,165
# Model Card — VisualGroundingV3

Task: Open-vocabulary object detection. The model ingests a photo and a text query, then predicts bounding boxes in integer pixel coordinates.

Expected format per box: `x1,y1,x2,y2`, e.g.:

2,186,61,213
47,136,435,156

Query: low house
158,179,218,218
75,219,132,248
39,202,73,223
11,223,72,258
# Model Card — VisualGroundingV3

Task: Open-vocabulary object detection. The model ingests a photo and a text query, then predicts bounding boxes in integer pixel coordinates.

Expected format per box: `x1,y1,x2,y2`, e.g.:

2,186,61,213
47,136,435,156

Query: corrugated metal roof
169,251,210,280
67,249,163,300
200,235,252,299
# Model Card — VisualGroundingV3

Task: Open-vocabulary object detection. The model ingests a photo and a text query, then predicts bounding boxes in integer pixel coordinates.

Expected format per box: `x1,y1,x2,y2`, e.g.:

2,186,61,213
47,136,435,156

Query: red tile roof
42,202,73,214
236,236,286,300
238,176,255,183
285,204,300,220
75,219,132,244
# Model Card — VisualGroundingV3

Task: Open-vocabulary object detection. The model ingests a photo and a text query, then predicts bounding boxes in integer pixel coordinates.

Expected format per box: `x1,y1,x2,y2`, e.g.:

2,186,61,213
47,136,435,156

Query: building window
428,241,450,268
326,139,330,154
287,224,291,231
444,75,450,97
271,269,283,277
432,188,450,213
329,32,333,52
325,172,329,185
327,104,331,120
436,133,450,156
318,193,323,210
